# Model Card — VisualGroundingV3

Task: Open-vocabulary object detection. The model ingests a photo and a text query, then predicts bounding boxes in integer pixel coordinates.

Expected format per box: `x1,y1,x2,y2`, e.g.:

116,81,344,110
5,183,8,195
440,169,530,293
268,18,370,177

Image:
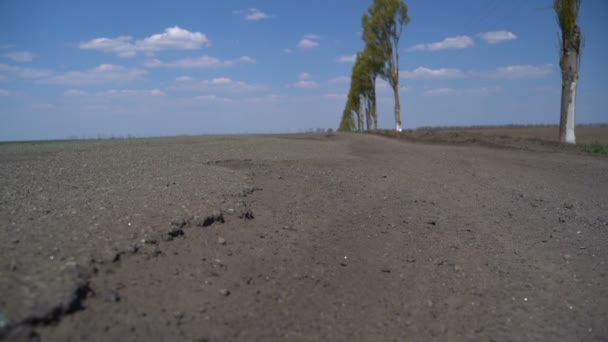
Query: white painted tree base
564,128,576,144
564,80,577,144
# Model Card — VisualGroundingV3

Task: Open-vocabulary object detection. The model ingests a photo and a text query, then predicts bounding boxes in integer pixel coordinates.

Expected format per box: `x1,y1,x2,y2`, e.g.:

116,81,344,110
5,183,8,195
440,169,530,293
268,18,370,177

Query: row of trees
339,0,409,132
340,0,583,145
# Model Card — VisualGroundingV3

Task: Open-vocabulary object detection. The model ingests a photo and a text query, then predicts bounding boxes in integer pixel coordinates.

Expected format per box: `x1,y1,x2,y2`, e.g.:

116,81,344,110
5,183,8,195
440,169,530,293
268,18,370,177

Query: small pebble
219,289,230,296
109,291,121,303
217,237,226,245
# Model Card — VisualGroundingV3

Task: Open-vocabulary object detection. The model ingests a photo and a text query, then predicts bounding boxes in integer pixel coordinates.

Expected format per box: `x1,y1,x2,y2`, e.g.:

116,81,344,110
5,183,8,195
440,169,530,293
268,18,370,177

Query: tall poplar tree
554,0,582,144
362,0,409,132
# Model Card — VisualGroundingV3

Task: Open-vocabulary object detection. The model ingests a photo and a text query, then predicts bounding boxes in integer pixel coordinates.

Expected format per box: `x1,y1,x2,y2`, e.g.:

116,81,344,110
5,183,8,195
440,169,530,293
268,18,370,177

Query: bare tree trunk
371,78,378,130
559,48,578,144
393,41,402,132
393,84,401,132
559,78,577,144
365,104,372,131
372,104,378,130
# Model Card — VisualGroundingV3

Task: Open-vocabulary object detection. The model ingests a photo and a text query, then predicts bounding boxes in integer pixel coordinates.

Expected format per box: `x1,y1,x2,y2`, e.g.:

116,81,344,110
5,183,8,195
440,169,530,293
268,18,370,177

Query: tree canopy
362,0,409,89
554,0,581,39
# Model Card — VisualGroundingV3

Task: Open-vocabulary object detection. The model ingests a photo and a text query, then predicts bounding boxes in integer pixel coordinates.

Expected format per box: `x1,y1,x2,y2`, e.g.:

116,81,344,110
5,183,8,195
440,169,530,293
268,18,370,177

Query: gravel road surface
1,133,607,341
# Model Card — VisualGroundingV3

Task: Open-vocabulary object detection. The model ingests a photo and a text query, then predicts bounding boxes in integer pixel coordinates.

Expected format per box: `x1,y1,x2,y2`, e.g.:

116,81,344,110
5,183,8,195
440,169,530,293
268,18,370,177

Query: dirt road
1,133,607,341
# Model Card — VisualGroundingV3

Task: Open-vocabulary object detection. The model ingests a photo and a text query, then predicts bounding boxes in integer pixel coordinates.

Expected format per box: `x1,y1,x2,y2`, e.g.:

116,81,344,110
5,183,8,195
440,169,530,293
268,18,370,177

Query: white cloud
194,95,233,103
292,72,318,88
423,88,457,96
80,26,210,58
175,75,193,82
400,67,466,79
122,89,164,96
172,77,261,92
40,64,146,85
376,78,389,89
144,55,255,68
299,72,312,80
297,39,319,49
136,26,209,52
293,80,318,89
422,87,500,96
192,94,285,104
336,54,356,63
297,34,320,49
408,35,474,51
328,76,350,84
0,89,10,96
0,63,53,79
4,51,34,62
64,88,165,97
478,31,517,44
234,56,256,64
244,8,271,21
244,94,285,103
80,36,136,57
208,77,233,85
63,89,87,96
490,64,553,80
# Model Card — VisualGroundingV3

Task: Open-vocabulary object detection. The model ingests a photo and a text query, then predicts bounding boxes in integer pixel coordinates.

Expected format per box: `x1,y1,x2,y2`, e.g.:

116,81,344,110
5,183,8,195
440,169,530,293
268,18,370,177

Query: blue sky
0,0,606,141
